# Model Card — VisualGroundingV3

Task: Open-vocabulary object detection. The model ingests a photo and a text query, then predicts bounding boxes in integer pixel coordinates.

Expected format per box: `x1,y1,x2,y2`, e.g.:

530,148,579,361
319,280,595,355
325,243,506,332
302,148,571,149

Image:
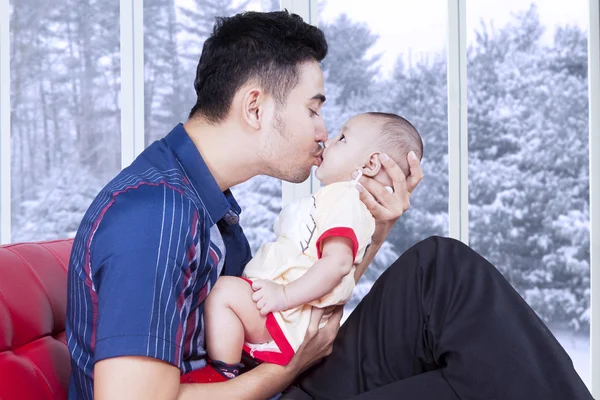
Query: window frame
588,0,600,394
0,0,597,393
0,0,10,244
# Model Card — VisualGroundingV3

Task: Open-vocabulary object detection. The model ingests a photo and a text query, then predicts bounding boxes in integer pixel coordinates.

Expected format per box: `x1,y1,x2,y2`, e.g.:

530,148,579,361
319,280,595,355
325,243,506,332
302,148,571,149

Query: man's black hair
189,11,328,123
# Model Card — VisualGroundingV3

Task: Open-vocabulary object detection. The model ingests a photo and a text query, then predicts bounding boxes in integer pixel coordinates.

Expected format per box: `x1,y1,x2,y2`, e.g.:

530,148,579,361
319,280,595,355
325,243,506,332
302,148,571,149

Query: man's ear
362,152,382,177
241,87,263,130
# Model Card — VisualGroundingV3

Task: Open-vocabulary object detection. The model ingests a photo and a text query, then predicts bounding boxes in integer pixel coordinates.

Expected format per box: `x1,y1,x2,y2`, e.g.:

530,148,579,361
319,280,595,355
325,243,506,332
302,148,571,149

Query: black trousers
283,236,593,400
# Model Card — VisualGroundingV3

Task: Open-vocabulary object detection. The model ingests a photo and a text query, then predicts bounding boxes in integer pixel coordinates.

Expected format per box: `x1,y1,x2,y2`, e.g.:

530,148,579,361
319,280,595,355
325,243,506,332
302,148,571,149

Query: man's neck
183,118,262,192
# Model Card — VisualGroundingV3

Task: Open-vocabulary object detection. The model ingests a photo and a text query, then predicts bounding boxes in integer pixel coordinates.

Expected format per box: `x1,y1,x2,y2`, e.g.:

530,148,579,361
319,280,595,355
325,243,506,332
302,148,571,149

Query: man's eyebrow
310,94,326,104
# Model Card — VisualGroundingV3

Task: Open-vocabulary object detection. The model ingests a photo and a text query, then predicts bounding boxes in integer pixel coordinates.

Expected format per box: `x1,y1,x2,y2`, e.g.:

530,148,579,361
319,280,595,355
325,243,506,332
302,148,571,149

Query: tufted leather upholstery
0,239,226,399
0,240,73,400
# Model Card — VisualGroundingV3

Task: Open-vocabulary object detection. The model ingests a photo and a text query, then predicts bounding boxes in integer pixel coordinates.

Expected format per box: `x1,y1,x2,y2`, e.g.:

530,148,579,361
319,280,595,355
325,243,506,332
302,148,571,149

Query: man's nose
316,122,328,144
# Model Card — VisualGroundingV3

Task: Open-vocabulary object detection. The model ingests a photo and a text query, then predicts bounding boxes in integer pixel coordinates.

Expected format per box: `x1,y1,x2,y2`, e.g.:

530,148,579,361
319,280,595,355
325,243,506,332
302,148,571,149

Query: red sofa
0,239,227,400
0,240,73,400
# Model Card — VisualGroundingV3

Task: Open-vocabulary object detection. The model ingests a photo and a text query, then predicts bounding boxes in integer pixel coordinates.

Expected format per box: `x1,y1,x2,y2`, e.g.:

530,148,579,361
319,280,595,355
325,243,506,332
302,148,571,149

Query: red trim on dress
240,278,296,366
238,226,359,366
315,227,358,260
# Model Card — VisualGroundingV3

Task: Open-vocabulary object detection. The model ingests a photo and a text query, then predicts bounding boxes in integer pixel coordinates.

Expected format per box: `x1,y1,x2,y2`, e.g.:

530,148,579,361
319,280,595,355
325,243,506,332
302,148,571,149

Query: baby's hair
366,112,423,176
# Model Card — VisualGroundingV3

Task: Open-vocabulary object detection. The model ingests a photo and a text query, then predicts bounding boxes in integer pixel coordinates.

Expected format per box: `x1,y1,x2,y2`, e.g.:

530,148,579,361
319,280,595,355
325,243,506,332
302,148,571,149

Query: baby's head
315,112,423,187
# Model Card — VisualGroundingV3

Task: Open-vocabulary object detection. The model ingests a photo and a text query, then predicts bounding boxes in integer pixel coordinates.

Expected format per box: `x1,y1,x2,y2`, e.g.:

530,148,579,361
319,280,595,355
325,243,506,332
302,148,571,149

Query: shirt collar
164,123,241,223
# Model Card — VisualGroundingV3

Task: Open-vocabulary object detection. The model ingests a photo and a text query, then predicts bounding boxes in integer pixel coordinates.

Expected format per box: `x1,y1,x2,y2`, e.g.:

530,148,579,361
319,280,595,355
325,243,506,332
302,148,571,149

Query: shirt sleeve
90,184,199,368
313,183,375,264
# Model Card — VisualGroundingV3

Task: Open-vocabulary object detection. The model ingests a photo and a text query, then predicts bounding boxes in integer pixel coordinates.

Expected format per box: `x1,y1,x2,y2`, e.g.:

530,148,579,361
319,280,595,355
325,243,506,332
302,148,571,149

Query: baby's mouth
315,154,323,167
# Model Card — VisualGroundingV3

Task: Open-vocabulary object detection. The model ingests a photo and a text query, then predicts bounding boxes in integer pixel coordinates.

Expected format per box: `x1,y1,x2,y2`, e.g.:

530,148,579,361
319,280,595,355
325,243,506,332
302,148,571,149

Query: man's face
261,61,328,183
315,114,379,185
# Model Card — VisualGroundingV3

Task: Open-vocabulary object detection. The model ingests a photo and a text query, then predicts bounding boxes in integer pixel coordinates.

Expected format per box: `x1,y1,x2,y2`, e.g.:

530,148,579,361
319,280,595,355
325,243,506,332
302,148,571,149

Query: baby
203,112,423,379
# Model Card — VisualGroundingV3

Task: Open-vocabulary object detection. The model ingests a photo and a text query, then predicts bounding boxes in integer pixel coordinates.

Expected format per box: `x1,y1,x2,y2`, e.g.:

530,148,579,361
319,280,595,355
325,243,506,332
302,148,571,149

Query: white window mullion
120,0,145,170
0,0,11,244
280,0,317,206
280,0,316,23
588,0,600,395
133,0,145,158
447,0,469,244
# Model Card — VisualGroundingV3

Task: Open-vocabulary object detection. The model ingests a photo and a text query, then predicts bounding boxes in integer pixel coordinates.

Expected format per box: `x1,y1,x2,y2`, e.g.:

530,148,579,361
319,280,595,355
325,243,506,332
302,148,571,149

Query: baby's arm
285,236,354,308
252,236,354,315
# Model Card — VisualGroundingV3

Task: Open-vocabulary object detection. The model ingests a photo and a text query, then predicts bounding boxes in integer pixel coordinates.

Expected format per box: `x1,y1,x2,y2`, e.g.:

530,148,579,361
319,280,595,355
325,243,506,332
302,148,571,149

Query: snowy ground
555,329,590,389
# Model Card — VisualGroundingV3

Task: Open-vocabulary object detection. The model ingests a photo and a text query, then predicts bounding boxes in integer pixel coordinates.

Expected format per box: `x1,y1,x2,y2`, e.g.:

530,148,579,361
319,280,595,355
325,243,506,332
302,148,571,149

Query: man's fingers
307,307,325,337
321,305,336,319
358,175,393,204
324,306,343,329
322,305,336,314
358,186,378,211
379,153,408,194
256,299,266,310
406,151,423,193
320,307,342,348
358,186,389,220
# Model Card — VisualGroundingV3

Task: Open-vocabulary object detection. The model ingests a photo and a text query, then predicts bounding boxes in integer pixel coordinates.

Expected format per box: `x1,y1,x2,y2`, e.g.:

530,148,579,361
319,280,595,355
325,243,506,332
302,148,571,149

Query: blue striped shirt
66,124,252,399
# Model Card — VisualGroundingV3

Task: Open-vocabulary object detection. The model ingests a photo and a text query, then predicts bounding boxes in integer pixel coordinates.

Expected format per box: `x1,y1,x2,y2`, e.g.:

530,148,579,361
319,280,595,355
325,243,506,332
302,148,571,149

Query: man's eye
309,109,319,117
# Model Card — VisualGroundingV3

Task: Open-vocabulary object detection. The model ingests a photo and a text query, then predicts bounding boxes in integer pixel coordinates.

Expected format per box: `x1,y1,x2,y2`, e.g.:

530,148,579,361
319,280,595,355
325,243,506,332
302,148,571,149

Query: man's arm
353,237,385,283
94,356,296,400
94,306,343,400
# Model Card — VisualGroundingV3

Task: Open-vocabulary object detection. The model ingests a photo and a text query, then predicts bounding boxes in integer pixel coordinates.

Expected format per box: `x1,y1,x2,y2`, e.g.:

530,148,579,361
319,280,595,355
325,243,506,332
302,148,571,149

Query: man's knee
387,235,493,277
419,236,501,283
385,235,443,269
416,235,467,252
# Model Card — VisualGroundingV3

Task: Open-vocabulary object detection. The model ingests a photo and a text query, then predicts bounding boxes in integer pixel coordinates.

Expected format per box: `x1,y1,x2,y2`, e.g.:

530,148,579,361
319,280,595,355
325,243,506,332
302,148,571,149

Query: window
467,0,590,386
9,0,121,242
1,1,596,389
318,0,449,310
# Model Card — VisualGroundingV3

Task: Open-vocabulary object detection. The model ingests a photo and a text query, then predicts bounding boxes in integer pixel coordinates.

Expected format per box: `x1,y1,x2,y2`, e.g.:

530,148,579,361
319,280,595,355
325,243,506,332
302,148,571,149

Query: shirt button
224,210,239,225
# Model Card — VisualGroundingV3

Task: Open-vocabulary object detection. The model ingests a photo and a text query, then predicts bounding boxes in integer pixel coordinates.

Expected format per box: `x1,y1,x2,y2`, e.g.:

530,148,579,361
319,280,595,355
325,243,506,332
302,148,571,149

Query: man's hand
288,306,343,374
252,279,288,315
356,151,423,243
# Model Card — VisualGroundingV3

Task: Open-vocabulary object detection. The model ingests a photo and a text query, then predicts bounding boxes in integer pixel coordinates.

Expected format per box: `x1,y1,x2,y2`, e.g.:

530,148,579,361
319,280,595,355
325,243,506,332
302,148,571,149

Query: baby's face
315,114,379,185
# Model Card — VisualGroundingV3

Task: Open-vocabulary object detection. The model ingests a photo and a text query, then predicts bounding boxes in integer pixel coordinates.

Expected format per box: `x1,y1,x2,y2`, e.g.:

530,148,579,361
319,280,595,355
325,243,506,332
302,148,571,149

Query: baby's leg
205,276,272,365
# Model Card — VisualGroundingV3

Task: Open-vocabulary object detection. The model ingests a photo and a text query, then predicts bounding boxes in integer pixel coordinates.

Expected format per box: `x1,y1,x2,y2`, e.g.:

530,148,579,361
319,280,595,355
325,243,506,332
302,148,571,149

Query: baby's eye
339,134,346,142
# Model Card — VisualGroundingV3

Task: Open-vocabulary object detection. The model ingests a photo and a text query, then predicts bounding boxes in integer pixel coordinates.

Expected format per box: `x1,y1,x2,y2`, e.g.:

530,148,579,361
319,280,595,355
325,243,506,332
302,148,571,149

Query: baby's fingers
259,304,272,316
256,298,267,310
251,290,264,303
252,280,265,291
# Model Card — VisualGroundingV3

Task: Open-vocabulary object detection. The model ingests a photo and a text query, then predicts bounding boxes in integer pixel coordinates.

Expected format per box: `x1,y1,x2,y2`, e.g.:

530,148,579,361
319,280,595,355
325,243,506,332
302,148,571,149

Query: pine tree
144,0,188,144
319,14,381,107
10,0,121,241
467,6,590,331
385,56,449,255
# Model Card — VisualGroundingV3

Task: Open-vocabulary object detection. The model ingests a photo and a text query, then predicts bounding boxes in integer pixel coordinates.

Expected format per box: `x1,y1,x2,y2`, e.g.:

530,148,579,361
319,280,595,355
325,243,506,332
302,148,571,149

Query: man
66,10,592,400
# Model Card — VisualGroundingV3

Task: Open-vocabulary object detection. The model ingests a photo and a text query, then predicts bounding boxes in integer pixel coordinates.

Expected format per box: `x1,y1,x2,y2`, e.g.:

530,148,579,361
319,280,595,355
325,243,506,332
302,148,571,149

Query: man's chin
281,167,311,184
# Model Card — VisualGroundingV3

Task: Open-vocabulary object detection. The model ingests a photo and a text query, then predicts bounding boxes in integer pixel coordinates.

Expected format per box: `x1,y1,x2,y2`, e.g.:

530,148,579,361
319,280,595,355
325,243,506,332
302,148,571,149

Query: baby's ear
362,152,382,177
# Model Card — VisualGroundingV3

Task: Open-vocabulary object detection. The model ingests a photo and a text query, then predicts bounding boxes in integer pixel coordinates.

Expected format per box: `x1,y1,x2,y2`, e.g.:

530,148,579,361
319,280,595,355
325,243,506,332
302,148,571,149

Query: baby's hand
251,280,288,316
